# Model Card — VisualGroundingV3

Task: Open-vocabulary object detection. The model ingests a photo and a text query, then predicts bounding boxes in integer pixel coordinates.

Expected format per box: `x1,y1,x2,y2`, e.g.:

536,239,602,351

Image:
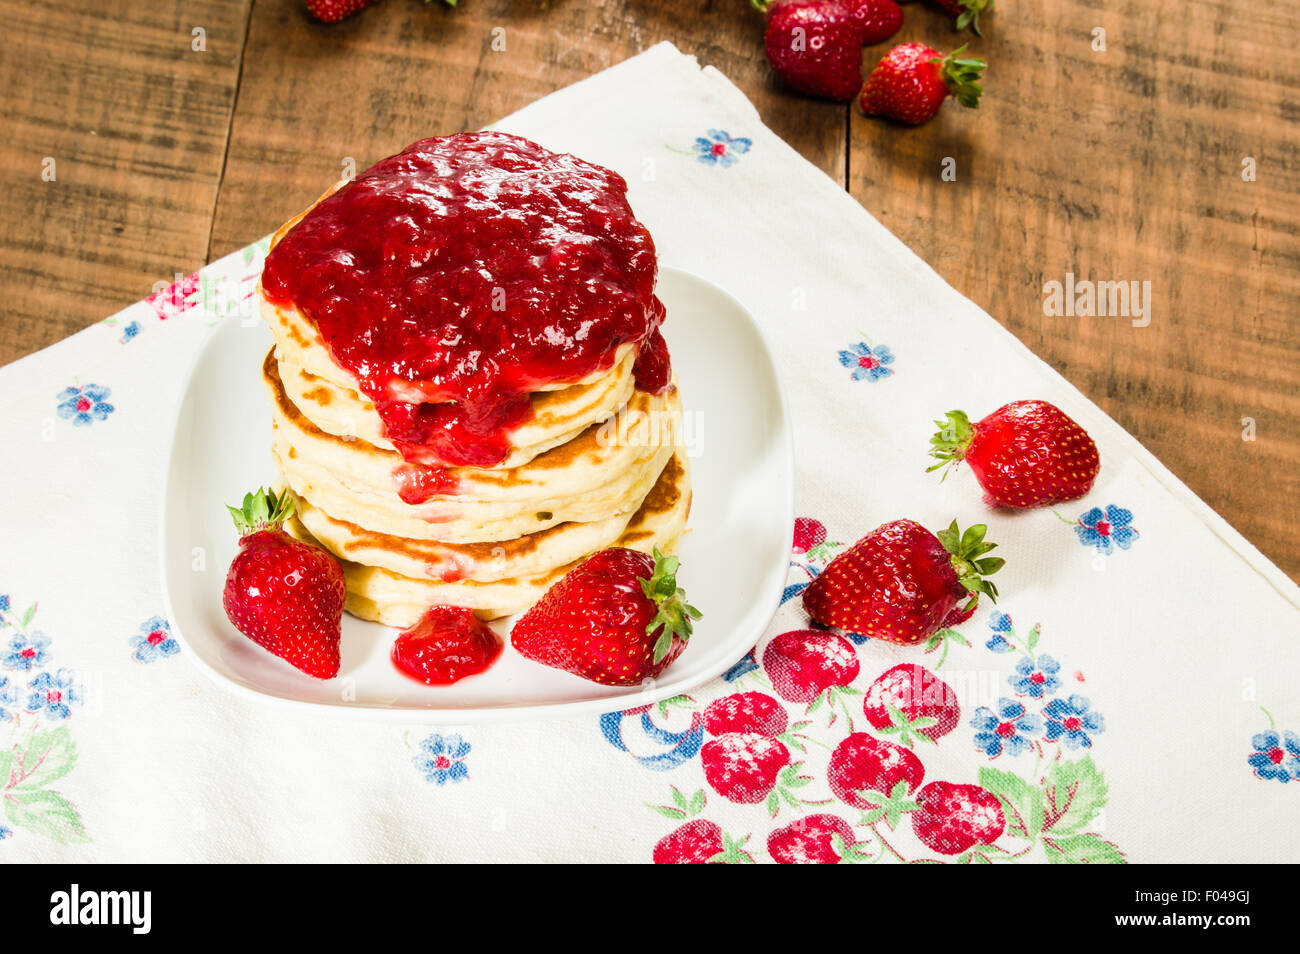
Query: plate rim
158,264,795,723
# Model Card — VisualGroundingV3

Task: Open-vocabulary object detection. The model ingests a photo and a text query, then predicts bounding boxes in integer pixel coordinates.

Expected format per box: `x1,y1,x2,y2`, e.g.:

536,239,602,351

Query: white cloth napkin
2,42,1296,863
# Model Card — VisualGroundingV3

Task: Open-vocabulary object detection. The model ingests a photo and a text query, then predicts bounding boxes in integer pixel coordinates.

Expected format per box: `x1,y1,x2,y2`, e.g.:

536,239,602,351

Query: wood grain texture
848,0,1300,578
0,0,251,365
208,0,845,258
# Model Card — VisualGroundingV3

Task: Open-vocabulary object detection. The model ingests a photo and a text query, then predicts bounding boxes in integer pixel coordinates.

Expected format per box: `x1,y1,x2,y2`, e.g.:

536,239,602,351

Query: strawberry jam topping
391,605,502,685
391,462,460,505
262,131,669,469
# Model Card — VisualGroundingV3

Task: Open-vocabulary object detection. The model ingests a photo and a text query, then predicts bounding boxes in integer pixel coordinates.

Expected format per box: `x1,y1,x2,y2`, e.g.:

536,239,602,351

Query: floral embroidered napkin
1,42,1297,862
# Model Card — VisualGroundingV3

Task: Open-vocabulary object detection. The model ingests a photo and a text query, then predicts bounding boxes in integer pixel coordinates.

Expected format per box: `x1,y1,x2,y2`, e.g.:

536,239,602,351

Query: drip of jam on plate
391,605,502,685
262,131,671,481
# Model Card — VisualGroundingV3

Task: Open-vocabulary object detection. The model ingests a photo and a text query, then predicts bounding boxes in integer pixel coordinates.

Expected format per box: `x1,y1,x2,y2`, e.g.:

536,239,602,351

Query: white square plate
160,266,793,722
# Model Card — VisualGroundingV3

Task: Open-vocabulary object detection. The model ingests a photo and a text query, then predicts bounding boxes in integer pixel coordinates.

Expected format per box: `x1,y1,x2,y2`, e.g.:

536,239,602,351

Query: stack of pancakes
256,199,691,630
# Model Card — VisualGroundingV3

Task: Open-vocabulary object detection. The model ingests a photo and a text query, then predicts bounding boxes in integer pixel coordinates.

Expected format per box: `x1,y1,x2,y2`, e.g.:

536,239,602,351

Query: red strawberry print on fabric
910,780,1005,855
862,663,960,747
767,813,870,864
704,691,789,737
827,732,924,809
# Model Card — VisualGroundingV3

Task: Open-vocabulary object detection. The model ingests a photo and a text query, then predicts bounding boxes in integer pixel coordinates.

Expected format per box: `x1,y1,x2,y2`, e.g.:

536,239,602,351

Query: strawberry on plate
222,488,345,679
929,400,1101,508
511,547,701,686
802,519,1003,645
760,0,865,102
860,42,985,124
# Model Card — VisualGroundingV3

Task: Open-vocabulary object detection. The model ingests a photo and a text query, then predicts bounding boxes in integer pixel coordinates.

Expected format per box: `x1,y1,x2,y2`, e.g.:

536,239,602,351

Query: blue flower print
25,669,82,720
1074,505,1139,555
692,130,752,168
4,631,51,672
986,612,1014,653
0,675,19,722
1043,695,1105,749
971,698,1043,758
1249,730,1300,783
0,825,11,840
120,320,141,343
56,384,114,426
130,617,180,663
838,342,895,382
1010,654,1061,699
415,733,470,785
0,594,9,613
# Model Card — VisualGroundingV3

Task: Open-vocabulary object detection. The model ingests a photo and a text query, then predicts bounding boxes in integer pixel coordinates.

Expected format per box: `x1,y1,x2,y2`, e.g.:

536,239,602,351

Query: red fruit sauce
261,132,670,470
391,605,502,685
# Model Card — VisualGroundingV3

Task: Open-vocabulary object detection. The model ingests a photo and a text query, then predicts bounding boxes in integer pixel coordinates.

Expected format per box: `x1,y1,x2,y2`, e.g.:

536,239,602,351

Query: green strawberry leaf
3,789,90,845
1042,833,1126,864
1026,623,1041,652
688,789,706,816
671,786,688,811
1042,755,1108,836
9,725,77,791
978,765,1043,842
649,804,687,820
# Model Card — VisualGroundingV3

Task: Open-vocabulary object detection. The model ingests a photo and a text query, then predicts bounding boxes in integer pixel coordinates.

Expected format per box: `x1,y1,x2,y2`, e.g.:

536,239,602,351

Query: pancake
264,348,682,543
272,339,637,469
285,450,693,626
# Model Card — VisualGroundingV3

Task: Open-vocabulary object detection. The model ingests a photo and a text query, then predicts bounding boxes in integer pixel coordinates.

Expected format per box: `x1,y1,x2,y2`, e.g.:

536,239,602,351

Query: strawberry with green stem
803,519,1004,646
930,0,993,36
929,400,1100,509
861,42,985,125
511,547,701,686
222,488,345,679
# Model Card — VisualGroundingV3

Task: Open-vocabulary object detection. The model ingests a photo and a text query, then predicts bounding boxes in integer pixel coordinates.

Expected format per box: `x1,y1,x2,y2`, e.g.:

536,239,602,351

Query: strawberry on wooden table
930,0,993,36
510,547,701,686
759,0,866,102
861,42,985,125
222,488,345,679
305,0,381,22
802,519,1004,645
929,400,1101,508
846,0,904,45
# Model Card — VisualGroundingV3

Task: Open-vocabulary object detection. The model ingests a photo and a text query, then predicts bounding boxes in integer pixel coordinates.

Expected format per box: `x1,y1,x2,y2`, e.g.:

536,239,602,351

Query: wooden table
4,0,1297,578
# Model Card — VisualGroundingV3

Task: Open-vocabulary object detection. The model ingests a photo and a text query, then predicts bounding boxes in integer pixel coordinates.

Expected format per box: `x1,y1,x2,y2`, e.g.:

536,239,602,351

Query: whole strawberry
860,42,985,124
761,0,865,102
930,0,993,35
846,0,904,45
511,547,701,686
305,0,380,23
222,488,345,678
863,663,960,746
929,400,1101,508
803,519,1003,645
911,780,1005,855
